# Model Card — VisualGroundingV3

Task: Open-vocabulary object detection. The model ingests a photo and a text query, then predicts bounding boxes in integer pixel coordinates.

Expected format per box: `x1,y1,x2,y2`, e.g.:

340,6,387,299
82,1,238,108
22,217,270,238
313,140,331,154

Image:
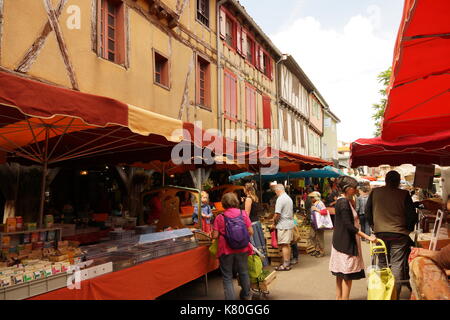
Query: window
98,0,125,64
197,56,210,108
224,70,237,121
197,0,209,27
225,16,236,48
154,51,169,88
245,84,257,128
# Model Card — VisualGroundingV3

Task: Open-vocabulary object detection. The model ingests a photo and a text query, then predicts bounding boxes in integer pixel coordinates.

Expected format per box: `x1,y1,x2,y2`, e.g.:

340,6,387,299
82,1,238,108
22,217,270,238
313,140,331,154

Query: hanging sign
413,164,435,190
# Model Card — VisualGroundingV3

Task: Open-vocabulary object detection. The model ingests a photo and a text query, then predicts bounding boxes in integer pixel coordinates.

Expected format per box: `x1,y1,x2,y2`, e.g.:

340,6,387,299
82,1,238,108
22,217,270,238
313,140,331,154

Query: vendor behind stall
146,191,163,224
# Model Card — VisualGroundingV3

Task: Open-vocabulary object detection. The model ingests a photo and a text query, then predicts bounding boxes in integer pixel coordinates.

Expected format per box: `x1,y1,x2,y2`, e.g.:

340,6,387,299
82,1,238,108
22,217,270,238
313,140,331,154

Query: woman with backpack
212,192,254,300
244,183,262,222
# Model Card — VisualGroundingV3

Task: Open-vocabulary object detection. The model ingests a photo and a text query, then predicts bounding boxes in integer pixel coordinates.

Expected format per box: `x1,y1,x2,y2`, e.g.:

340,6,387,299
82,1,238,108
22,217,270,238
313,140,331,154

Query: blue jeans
219,253,251,300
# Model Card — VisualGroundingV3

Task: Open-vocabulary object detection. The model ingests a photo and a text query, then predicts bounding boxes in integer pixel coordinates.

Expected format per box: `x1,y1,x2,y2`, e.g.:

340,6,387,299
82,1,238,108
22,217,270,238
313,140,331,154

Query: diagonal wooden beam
15,0,67,73
43,0,79,90
0,0,4,64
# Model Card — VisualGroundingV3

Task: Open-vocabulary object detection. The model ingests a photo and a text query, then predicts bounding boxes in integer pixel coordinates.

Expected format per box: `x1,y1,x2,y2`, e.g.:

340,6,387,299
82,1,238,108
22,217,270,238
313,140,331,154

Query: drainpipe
216,0,228,135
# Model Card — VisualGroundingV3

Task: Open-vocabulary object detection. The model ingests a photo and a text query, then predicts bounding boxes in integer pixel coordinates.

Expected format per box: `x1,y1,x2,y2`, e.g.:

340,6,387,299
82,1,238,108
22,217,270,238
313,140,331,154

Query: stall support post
38,127,49,228
259,168,263,202
197,168,202,230
190,168,203,230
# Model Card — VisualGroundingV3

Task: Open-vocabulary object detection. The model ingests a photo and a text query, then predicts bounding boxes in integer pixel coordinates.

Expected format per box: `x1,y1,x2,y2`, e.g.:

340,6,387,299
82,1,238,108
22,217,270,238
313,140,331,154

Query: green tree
372,67,392,137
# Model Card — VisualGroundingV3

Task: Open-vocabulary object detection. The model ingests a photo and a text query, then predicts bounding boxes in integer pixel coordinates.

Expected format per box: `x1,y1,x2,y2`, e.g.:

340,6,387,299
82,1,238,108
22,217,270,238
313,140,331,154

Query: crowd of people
210,169,450,300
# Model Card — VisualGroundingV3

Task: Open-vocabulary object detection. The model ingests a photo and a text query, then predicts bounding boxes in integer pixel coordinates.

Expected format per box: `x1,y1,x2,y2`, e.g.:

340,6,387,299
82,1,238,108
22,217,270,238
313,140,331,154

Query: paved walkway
159,230,411,300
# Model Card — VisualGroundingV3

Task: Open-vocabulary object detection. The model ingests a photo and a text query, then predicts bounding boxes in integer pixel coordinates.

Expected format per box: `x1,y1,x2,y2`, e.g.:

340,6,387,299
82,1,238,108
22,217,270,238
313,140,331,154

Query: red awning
351,0,450,167
382,0,450,141
350,130,450,167
238,147,333,173
0,71,195,166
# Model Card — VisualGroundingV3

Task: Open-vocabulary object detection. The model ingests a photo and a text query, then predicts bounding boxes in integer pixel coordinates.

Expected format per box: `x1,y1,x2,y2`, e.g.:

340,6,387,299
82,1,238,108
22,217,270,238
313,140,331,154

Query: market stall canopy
0,70,220,226
351,0,450,167
229,166,343,182
382,0,450,141
350,130,450,167
0,71,229,166
237,147,333,174
129,157,248,175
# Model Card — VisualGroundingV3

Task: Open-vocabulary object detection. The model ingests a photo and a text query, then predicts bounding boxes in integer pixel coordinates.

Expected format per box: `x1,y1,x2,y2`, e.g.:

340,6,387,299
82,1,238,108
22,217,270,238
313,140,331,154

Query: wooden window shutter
241,30,248,59
236,25,242,54
269,57,274,80
259,47,264,72
254,44,259,69
231,75,237,119
224,72,230,116
219,8,226,39
300,122,305,147
291,117,296,145
262,96,271,129
283,109,288,140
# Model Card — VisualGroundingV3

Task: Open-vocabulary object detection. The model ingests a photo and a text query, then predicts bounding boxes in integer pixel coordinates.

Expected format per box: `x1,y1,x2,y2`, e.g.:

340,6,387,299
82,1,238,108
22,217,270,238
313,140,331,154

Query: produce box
250,270,277,292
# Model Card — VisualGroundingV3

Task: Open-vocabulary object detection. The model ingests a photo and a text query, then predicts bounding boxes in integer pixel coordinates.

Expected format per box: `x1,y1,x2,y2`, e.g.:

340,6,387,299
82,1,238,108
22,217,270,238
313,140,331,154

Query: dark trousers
359,215,371,235
219,253,251,300
291,242,298,259
375,233,413,298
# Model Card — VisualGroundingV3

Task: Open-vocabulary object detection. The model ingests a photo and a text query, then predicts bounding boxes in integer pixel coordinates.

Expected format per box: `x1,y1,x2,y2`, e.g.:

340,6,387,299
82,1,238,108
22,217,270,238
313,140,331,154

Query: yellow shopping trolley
367,239,397,300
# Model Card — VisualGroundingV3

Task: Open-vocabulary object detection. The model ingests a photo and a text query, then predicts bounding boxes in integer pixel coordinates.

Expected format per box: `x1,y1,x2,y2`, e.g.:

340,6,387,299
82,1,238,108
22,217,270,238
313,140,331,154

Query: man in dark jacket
365,170,417,298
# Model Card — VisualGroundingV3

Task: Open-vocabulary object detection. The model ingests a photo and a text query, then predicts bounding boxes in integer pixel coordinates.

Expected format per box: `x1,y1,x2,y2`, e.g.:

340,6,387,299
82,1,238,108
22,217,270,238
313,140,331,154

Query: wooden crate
251,271,277,292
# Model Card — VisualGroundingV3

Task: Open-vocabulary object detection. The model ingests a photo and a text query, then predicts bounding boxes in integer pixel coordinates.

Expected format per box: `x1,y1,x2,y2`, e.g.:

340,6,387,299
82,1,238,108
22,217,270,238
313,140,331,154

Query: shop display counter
29,246,218,300
0,272,68,300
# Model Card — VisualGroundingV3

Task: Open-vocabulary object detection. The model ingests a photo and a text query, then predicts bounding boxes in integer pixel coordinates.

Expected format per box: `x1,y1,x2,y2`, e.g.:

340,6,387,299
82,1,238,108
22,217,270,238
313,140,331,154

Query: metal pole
259,168,263,202
197,168,202,231
39,127,49,228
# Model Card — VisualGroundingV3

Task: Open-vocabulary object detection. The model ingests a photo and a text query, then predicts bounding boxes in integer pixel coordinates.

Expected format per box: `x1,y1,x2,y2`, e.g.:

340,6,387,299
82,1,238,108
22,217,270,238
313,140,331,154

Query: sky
238,0,405,142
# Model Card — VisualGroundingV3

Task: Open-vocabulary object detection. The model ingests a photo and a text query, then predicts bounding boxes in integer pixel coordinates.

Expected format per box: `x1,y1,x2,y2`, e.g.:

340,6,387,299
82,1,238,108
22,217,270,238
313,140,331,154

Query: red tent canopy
238,147,333,173
351,0,450,167
351,130,450,167
382,0,450,141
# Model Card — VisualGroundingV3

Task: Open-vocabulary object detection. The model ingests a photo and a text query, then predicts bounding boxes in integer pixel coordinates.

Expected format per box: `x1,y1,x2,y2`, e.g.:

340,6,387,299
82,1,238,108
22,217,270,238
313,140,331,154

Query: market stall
0,71,224,299
29,232,218,300
350,0,450,300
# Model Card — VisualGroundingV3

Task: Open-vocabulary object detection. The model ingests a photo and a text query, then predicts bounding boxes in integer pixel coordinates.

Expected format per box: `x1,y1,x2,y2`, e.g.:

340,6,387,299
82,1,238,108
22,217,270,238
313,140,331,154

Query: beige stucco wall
0,0,219,130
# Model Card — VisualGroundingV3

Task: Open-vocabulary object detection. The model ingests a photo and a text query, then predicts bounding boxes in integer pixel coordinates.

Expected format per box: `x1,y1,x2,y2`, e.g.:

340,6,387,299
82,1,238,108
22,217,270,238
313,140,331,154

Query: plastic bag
208,239,218,257
270,230,278,248
311,210,333,230
248,255,263,283
367,267,396,300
